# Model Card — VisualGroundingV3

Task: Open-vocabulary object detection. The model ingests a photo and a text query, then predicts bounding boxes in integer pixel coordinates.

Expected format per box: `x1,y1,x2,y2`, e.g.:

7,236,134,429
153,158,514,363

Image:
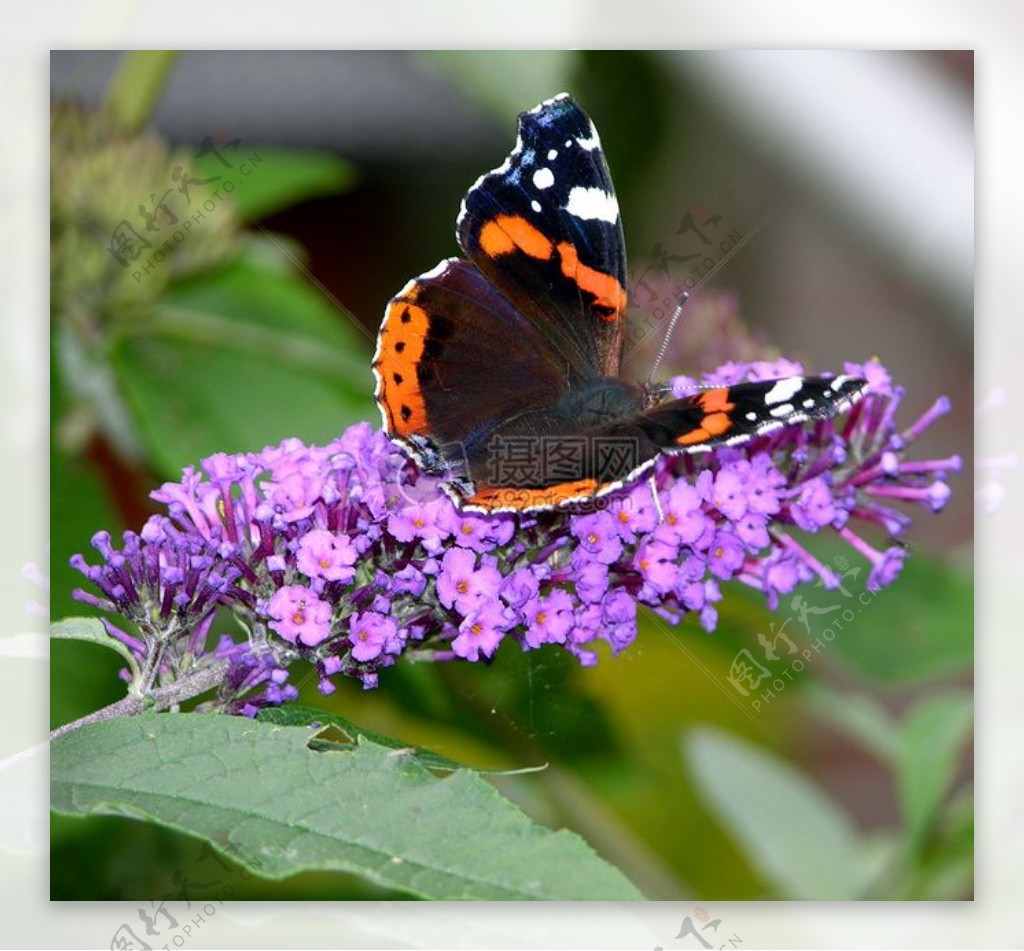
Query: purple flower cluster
71,359,958,715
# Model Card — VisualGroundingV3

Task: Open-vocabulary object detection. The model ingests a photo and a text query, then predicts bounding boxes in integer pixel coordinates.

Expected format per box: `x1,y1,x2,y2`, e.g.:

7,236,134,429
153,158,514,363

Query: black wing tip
823,373,871,401
519,92,588,132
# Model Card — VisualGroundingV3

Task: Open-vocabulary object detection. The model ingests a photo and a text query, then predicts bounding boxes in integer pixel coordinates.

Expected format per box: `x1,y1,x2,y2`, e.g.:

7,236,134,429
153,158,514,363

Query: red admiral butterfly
373,93,867,512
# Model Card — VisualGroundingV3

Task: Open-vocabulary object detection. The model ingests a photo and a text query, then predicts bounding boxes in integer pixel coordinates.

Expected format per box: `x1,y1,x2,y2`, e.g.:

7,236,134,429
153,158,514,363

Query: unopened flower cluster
71,359,958,715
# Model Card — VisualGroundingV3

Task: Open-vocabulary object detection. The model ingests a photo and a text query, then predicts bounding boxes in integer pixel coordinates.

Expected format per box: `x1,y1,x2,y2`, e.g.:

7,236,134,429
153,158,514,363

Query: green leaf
258,705,486,775
684,726,871,899
191,147,357,221
896,693,973,850
50,617,140,685
112,256,375,476
51,713,643,901
906,785,973,899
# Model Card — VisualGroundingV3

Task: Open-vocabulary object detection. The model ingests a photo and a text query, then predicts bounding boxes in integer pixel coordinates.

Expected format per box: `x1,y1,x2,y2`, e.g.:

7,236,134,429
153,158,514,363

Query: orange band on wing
674,389,737,446
374,295,430,437
476,216,625,321
466,478,601,511
675,411,734,446
479,215,554,260
701,411,733,436
698,387,736,413
556,241,627,319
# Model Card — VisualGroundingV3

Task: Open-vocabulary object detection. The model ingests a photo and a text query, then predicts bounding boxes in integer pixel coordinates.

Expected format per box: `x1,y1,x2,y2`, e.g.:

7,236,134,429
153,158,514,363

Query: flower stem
104,50,180,132
49,659,229,741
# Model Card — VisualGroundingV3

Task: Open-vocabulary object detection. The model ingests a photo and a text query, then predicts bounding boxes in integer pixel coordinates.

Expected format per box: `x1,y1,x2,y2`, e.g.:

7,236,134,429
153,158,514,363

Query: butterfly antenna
627,209,775,381
646,291,690,385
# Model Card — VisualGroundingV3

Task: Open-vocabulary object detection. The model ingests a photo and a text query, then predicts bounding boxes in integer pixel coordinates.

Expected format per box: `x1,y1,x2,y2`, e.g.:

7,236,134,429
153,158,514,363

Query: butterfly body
373,94,867,512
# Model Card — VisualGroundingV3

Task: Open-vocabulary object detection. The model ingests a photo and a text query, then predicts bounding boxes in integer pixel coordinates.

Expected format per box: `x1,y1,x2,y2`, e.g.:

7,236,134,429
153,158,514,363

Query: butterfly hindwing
373,258,568,474
457,93,628,380
636,376,869,453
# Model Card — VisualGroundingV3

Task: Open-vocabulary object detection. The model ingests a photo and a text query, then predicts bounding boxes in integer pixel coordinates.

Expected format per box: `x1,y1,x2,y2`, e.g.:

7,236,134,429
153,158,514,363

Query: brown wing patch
373,287,431,438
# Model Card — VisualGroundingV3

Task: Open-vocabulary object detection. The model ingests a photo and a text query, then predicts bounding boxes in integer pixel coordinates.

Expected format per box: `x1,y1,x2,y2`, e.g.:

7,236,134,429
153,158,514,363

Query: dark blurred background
50,51,973,902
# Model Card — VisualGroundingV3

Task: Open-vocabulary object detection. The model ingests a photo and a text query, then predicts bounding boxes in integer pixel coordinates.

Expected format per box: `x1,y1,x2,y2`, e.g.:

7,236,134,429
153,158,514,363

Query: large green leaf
896,693,973,851
258,705,489,775
685,726,876,899
51,713,644,901
112,256,375,476
191,146,357,221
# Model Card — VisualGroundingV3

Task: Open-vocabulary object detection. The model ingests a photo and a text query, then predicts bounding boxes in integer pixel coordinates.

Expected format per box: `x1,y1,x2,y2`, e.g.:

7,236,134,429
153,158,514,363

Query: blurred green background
50,50,973,901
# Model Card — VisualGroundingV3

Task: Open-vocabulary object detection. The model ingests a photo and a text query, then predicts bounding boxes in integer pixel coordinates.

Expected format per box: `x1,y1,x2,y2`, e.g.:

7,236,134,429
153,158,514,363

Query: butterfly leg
648,472,665,523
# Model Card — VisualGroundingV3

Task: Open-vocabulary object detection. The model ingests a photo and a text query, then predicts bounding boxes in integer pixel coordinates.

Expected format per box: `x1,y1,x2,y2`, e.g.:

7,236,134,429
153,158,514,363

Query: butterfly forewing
457,93,628,380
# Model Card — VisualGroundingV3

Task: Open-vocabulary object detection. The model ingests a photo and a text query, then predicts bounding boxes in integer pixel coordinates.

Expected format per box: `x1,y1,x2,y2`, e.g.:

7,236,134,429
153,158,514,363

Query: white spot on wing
764,378,803,405
769,403,795,418
547,148,558,160
530,199,541,212
745,411,758,421
830,374,853,391
565,186,619,223
803,397,816,409
533,167,555,190
576,122,601,151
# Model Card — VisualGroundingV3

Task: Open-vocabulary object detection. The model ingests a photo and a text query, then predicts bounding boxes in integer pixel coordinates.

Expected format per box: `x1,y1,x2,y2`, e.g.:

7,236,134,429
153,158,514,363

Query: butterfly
373,93,867,513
